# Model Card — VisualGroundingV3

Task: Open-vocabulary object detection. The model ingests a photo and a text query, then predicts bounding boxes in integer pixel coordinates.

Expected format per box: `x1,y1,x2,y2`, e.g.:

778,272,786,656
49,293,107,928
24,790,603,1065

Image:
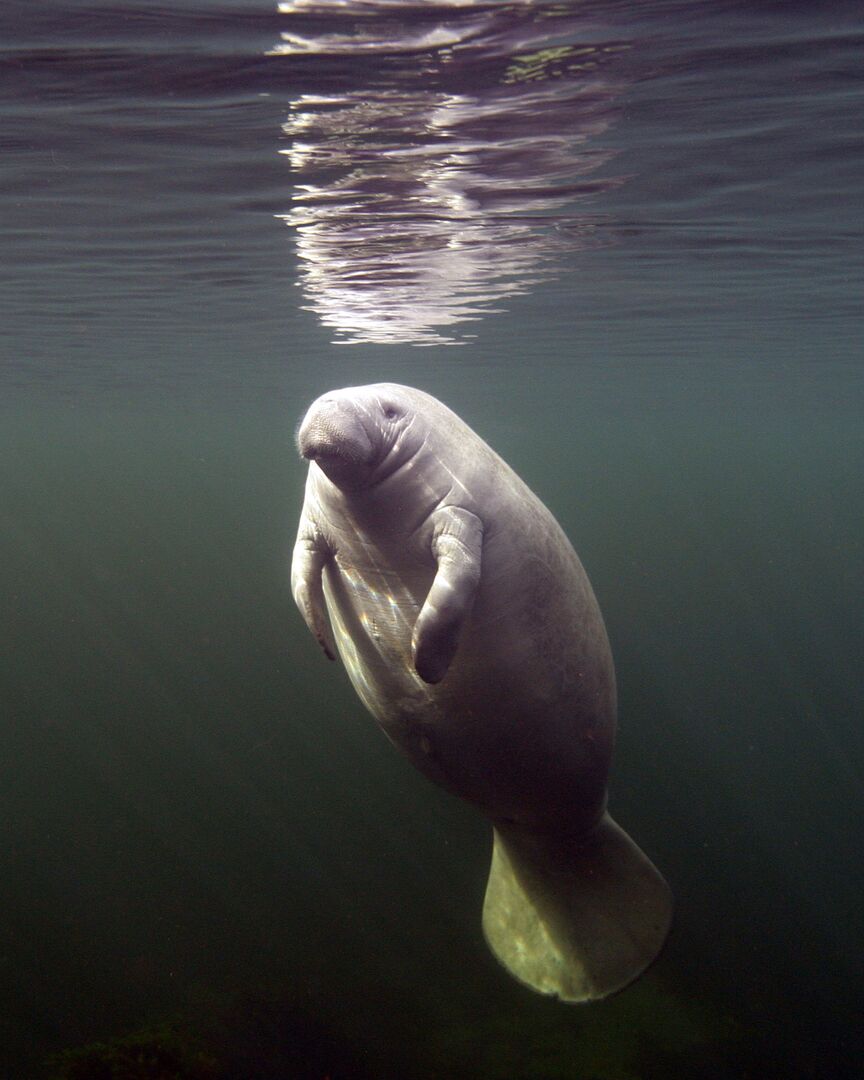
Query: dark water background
2,1,863,1076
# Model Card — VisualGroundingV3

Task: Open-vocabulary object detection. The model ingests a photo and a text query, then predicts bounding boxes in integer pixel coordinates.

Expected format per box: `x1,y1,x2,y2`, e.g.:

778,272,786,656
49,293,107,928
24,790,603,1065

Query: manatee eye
383,405,400,421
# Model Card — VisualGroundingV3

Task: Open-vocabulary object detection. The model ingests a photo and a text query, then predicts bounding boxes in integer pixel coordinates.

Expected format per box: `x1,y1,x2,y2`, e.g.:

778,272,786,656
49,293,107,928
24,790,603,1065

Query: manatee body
291,383,672,1002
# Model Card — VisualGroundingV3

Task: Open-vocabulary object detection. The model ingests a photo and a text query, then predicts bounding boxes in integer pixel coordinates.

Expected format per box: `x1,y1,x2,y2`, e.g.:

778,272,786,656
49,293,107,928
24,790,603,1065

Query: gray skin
292,383,672,1002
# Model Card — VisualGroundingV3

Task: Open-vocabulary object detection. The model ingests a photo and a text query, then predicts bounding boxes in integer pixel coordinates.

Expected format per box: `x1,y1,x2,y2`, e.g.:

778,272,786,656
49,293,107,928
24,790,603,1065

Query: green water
2,0,863,1073
2,348,861,1076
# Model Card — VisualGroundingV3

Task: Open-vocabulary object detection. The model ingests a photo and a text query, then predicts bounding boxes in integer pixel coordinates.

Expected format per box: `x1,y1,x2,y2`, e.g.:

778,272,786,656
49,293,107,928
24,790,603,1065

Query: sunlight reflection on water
270,1,628,344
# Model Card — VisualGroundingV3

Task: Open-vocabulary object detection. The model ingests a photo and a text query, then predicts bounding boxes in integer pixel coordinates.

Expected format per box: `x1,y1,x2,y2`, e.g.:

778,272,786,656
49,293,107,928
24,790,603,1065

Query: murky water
1,2,862,1077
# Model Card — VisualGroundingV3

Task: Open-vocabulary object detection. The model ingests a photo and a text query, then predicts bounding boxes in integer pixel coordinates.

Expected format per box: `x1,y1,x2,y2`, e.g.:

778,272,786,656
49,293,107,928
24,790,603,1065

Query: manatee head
296,383,420,491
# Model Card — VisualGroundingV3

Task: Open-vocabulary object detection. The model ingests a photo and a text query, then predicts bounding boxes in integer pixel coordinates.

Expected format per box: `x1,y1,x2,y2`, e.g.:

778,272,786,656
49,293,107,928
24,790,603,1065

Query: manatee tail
481,813,673,1002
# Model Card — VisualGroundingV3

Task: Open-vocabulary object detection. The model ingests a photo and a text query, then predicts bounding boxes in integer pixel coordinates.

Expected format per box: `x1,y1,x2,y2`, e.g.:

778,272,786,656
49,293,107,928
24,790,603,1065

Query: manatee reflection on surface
271,1,629,344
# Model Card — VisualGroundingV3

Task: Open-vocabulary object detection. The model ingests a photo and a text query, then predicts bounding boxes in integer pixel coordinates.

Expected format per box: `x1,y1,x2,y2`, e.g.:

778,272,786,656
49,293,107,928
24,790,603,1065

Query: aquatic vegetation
41,967,740,1080
43,989,376,1080
45,1022,219,1080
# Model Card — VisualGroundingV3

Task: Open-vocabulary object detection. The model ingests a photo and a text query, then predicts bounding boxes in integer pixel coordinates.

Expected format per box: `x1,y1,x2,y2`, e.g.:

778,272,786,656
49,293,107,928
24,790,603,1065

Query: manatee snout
297,396,376,487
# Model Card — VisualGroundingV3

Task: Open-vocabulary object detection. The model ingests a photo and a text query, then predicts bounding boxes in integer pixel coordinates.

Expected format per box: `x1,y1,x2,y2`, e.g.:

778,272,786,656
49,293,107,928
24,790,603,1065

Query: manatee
291,383,672,1002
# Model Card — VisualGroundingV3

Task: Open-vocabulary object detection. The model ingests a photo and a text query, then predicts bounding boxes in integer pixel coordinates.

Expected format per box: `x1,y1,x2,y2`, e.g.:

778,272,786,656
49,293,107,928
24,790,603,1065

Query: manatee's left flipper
412,506,483,684
291,521,337,662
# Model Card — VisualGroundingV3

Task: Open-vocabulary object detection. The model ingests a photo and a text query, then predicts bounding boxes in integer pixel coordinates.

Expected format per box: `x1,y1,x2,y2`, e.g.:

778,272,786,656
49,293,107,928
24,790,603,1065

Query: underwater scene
1,1,862,1077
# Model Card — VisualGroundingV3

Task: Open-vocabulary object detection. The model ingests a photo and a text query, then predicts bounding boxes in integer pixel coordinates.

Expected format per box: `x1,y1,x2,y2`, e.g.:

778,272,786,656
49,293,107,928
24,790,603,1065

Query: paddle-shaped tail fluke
482,814,673,1002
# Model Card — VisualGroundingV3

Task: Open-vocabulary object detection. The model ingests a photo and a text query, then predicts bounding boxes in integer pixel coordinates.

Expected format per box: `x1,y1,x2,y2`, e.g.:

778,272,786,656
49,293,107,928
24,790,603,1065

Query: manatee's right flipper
482,814,673,1003
291,522,337,662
